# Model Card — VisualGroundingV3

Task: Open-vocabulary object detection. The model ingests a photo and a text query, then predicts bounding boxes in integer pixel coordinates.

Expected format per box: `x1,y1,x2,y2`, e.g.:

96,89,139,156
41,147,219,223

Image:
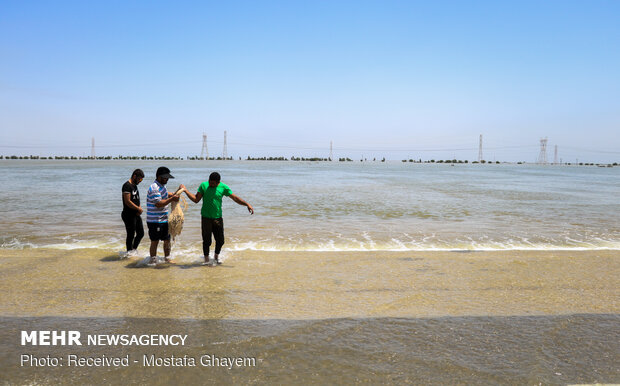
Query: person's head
131,169,144,185
208,172,221,187
156,166,174,184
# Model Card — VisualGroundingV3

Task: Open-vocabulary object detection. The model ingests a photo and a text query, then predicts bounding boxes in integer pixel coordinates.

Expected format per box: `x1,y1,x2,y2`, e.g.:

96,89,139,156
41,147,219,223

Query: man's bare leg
163,239,174,263
201,255,214,266
149,241,158,264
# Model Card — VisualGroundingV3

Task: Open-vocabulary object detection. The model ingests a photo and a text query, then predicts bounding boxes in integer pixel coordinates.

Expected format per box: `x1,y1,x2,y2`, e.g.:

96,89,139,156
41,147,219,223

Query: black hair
132,169,145,178
209,172,221,182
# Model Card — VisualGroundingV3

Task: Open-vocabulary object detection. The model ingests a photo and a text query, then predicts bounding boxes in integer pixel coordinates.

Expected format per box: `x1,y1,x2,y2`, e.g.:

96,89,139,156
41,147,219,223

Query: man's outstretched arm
229,194,254,214
184,189,202,203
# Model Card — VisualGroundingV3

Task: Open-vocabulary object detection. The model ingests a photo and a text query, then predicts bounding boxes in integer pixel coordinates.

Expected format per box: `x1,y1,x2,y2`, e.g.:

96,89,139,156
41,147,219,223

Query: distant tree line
0,155,184,160
246,156,288,161
186,156,234,160
1,155,617,167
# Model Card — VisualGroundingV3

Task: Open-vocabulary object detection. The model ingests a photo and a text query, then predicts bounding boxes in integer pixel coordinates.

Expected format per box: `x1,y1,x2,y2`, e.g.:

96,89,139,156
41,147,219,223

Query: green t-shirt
197,182,233,218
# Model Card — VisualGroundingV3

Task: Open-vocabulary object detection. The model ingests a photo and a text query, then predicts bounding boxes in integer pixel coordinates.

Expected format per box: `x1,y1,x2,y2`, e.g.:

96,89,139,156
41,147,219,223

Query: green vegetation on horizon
0,155,617,167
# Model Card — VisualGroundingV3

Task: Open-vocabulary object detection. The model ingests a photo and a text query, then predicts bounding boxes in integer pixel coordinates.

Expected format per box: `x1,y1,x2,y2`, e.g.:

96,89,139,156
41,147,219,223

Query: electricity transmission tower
538,137,548,164
329,141,333,161
200,133,208,159
478,134,483,162
91,137,95,159
553,145,558,165
222,130,228,160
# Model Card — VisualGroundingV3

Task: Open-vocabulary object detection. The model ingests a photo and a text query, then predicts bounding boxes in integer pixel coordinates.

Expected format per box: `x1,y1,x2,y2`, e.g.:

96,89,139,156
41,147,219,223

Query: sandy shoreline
1,248,619,384
1,248,618,319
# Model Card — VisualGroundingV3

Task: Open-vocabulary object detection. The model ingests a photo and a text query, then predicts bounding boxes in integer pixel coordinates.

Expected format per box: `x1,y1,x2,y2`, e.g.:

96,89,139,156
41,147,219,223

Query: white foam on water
226,239,620,252
0,237,36,249
2,235,620,252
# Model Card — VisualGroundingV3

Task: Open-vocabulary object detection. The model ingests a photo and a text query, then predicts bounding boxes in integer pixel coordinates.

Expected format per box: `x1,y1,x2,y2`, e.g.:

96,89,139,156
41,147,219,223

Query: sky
1,0,619,162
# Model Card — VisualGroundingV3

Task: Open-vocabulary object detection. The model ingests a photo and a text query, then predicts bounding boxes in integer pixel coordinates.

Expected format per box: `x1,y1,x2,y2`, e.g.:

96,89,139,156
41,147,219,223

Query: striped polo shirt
146,180,169,223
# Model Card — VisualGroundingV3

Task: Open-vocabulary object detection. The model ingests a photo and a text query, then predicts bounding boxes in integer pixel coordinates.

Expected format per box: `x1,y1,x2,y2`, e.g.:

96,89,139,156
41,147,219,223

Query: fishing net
169,188,188,241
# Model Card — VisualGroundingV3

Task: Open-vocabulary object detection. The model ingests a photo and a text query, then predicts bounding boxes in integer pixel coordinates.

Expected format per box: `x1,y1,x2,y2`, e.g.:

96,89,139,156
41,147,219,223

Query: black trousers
202,217,224,256
121,212,144,251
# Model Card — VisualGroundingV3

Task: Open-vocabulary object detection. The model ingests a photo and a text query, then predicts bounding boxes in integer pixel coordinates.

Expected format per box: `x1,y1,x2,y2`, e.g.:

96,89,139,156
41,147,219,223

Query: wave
0,237,36,250
2,236,620,252
0,236,122,251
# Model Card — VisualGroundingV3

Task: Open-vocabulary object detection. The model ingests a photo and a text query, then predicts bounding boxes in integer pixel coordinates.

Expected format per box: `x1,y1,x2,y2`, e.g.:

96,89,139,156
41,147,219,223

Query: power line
0,142,536,152
0,140,199,148
4,137,618,157
562,146,620,154
219,142,535,152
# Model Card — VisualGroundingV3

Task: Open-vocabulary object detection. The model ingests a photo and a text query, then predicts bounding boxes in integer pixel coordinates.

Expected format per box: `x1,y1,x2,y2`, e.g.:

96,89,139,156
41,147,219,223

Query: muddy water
1,248,618,384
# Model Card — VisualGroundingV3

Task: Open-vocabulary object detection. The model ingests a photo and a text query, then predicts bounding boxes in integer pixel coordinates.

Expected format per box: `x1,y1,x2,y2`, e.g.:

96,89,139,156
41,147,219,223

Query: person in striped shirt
146,166,182,265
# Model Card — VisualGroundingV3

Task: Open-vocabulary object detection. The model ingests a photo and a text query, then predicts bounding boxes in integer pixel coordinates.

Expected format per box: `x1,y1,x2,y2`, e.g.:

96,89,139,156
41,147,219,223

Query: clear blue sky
1,0,619,161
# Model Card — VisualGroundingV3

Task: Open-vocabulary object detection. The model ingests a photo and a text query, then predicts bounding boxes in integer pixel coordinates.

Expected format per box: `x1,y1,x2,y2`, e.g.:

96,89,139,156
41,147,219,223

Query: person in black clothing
121,169,145,257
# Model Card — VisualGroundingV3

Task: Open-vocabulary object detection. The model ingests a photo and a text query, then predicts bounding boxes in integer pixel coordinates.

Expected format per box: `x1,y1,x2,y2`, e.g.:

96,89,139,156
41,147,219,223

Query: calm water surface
1,160,619,252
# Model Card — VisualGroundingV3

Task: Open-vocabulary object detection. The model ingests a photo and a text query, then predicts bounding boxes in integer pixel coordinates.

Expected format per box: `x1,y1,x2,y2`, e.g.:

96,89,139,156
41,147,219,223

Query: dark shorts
147,222,170,241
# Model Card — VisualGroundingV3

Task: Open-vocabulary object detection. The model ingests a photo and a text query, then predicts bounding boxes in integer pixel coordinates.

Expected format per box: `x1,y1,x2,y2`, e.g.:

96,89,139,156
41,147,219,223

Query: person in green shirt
183,172,254,266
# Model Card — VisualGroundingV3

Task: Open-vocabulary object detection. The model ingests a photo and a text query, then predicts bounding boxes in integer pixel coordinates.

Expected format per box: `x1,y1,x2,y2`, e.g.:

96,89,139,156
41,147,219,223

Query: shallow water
2,314,619,385
1,160,619,252
1,249,619,384
2,249,618,319
1,160,619,384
